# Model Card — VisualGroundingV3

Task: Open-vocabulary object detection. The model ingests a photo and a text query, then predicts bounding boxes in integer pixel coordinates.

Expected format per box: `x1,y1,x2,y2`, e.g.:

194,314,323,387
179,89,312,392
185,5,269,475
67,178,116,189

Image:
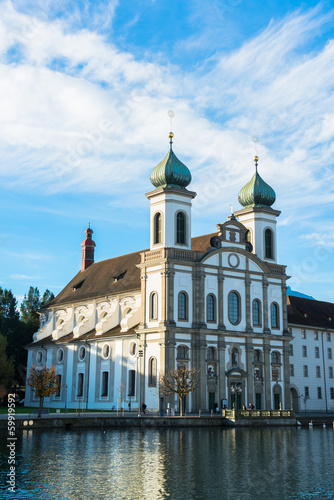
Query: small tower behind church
235,156,280,263
146,132,196,250
81,224,96,271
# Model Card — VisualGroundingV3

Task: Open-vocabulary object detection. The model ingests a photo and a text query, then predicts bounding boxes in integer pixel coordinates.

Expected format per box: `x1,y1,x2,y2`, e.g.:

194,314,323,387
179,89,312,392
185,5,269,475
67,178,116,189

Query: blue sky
1,0,334,304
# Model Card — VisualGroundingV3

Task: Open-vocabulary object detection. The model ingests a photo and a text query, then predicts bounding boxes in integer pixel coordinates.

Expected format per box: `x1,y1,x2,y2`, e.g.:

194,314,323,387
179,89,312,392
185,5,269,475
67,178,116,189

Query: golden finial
168,110,174,150
254,155,259,171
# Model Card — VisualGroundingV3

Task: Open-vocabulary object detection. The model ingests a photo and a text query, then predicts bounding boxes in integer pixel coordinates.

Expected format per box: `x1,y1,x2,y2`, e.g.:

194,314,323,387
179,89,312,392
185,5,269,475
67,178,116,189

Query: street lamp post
231,384,242,410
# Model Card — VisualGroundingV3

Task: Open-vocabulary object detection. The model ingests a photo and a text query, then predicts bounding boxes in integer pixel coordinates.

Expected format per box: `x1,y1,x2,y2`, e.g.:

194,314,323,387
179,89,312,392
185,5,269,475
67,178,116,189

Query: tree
0,288,20,339
20,287,41,330
40,289,55,308
160,367,200,416
0,335,15,401
28,366,59,417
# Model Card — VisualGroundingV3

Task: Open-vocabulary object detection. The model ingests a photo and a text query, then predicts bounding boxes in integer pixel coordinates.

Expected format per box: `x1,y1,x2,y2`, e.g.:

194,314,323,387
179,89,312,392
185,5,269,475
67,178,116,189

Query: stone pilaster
160,266,176,327
245,272,253,333
262,277,270,333
263,339,271,409
140,269,147,328
281,282,289,335
192,268,206,329
159,333,176,411
246,340,254,407
191,334,207,410
218,340,226,403
217,273,226,330
283,342,291,410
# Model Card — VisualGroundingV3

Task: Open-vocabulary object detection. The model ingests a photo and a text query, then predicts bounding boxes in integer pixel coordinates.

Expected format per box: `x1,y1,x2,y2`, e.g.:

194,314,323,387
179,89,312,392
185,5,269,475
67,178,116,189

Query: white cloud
0,1,333,229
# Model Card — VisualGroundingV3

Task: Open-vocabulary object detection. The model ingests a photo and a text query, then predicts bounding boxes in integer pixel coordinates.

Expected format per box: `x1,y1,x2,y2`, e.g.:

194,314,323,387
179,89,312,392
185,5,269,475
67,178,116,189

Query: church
25,132,292,413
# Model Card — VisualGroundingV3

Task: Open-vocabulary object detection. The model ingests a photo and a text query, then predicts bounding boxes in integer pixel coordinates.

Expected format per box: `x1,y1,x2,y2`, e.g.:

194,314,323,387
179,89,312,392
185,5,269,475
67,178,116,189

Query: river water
1,427,334,500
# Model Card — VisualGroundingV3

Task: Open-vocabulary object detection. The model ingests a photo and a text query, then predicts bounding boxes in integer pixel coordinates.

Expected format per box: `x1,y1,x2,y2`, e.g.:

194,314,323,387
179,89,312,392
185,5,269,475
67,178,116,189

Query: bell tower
81,224,96,271
235,156,280,263
146,132,196,250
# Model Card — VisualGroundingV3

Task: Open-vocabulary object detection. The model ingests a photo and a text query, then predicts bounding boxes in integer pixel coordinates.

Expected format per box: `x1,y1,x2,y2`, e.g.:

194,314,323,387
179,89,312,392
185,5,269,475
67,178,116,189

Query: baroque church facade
25,132,292,412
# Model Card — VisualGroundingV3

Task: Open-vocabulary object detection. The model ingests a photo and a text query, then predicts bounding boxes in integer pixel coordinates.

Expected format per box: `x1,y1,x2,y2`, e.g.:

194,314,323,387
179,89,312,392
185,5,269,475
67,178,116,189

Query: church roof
287,295,334,329
45,233,216,308
26,323,140,347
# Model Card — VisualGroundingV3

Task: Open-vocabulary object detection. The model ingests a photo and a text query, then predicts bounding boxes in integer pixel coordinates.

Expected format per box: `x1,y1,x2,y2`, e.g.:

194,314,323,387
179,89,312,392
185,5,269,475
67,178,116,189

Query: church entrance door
209,392,215,411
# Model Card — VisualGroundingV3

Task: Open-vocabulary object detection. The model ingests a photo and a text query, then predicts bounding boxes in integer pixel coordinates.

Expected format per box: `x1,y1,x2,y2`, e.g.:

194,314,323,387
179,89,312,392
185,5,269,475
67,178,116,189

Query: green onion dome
150,133,192,189
238,156,276,208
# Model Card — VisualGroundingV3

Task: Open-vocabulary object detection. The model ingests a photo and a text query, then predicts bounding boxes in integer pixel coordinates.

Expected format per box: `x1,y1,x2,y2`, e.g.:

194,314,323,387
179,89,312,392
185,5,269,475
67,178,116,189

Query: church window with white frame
149,292,158,320
178,291,188,321
207,294,216,322
265,228,273,259
176,212,186,244
252,299,261,326
154,212,162,244
148,357,157,387
228,292,240,325
271,302,279,328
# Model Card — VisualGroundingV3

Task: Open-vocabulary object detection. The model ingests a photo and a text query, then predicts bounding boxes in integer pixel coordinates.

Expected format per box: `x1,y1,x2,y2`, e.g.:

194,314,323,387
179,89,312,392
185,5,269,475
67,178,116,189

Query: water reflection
1,427,334,499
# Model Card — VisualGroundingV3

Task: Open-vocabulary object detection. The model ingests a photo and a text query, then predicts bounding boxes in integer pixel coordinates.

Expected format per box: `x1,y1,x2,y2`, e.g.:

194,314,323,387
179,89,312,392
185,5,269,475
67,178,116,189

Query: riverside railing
222,409,294,418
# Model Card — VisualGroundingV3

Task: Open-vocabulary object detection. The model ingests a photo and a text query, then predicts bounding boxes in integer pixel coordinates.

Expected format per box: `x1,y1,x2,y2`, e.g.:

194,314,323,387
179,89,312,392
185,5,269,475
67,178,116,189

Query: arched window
154,212,162,244
148,357,157,387
228,292,240,325
253,349,262,363
271,302,279,328
252,299,261,326
207,294,216,322
178,292,188,321
271,351,280,364
265,229,273,259
177,345,189,359
150,292,158,320
231,348,239,367
207,347,216,360
176,212,186,244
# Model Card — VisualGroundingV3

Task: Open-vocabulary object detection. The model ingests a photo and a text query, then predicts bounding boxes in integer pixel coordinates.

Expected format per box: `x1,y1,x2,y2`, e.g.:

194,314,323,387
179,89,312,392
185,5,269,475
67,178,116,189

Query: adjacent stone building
288,295,334,412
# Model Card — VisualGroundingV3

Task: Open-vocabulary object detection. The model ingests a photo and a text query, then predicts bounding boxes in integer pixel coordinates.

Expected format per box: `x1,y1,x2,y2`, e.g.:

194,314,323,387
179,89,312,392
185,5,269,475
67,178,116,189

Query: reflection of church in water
26,132,291,412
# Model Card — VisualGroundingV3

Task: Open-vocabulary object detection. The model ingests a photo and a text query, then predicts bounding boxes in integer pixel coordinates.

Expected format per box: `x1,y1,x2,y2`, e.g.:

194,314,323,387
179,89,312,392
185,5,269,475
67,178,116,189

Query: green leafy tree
160,367,200,416
28,366,59,417
0,335,15,400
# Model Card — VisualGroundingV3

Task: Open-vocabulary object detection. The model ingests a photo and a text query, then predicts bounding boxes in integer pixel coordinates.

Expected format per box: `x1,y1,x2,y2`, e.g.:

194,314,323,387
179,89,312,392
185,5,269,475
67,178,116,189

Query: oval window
57,348,64,364
129,342,137,356
102,343,110,359
78,346,86,361
36,350,43,365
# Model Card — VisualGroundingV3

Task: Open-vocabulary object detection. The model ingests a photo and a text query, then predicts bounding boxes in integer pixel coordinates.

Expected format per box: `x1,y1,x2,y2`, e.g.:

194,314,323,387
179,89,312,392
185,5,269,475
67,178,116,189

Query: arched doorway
290,387,299,411
273,384,282,410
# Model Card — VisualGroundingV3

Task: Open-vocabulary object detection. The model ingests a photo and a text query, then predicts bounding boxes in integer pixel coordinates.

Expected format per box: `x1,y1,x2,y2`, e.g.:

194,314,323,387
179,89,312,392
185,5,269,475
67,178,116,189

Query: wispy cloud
0,2,333,225
10,274,42,280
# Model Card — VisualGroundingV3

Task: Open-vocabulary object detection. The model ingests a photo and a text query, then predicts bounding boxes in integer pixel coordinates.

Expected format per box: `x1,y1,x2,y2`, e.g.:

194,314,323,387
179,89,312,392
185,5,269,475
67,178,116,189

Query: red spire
81,224,96,271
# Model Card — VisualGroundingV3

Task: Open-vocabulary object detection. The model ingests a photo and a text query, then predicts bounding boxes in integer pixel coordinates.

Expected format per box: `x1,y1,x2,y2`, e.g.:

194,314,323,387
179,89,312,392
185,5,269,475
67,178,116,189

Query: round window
102,343,110,359
129,342,137,356
57,348,64,364
78,346,86,361
36,350,43,365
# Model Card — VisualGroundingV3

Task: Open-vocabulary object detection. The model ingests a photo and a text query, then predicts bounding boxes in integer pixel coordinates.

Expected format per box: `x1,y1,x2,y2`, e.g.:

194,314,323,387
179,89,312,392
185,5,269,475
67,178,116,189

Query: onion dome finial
238,156,276,209
150,132,192,189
